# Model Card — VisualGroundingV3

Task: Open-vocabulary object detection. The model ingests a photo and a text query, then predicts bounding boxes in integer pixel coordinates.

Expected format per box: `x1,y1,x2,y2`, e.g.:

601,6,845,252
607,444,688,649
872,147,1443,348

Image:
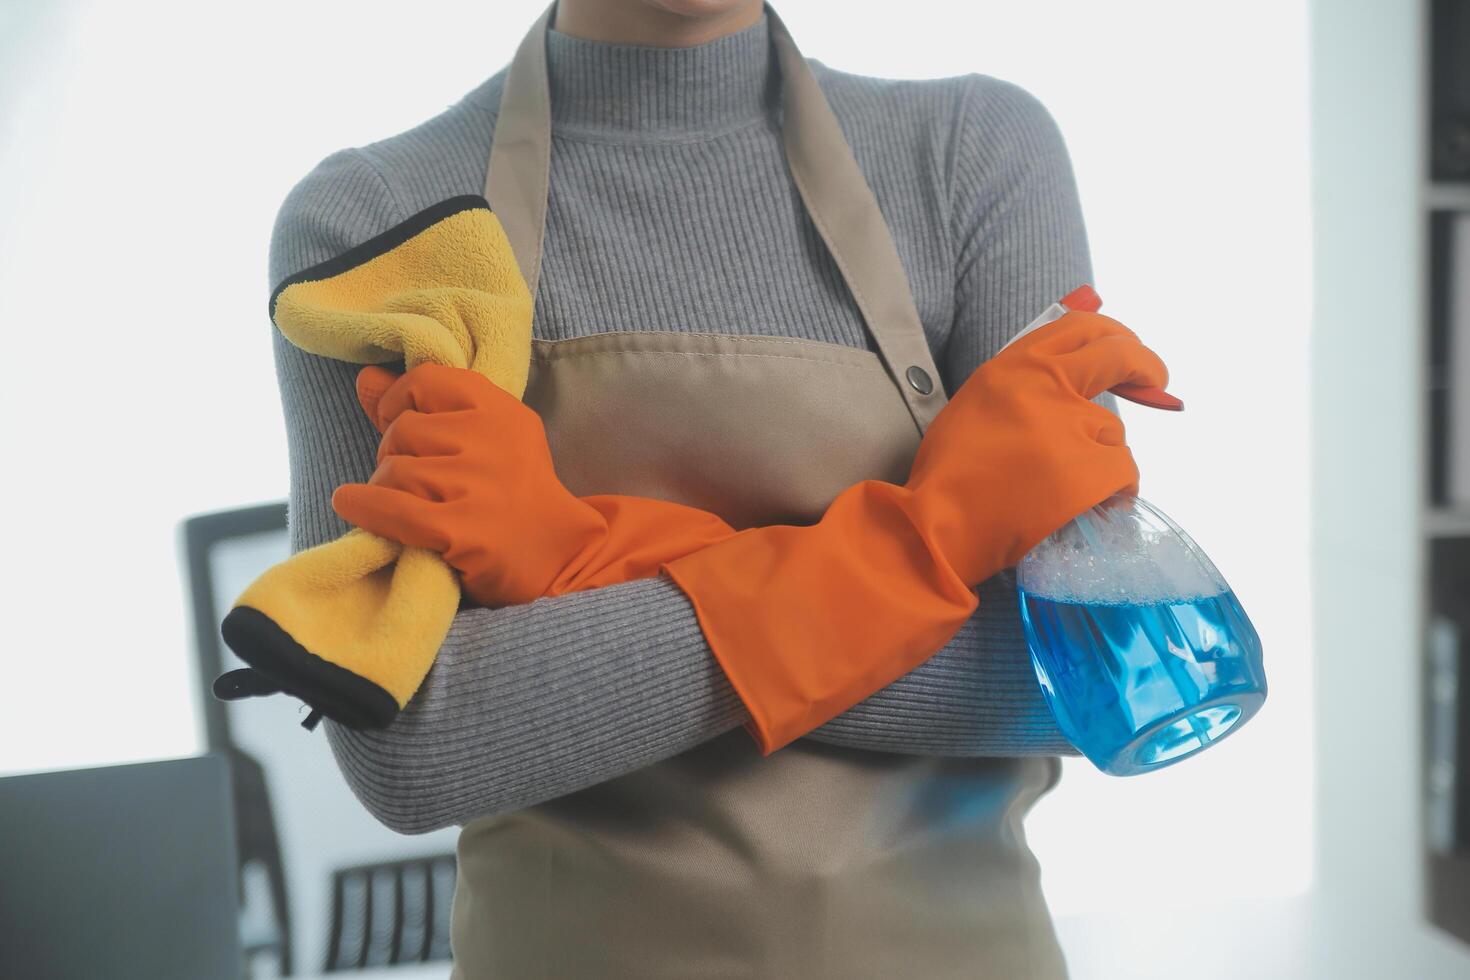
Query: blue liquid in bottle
1018,588,1266,776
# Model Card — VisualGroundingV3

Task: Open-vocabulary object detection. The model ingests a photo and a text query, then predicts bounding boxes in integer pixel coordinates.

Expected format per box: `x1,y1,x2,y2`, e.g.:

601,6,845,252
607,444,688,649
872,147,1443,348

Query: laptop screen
0,754,242,980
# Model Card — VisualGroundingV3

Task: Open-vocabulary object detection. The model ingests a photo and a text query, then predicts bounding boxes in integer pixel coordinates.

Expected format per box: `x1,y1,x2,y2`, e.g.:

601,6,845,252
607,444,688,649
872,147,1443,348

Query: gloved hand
660,310,1170,755
332,362,738,607
904,310,1160,581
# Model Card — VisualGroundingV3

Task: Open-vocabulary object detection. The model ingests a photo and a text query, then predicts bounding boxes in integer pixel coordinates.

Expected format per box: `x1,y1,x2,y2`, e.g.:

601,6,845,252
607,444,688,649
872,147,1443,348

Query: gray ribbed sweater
272,16,1089,835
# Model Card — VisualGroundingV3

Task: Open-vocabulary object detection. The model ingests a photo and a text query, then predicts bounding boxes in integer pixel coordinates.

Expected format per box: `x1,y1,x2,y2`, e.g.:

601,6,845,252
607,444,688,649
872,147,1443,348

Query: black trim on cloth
218,606,401,730
267,194,494,318
213,667,282,699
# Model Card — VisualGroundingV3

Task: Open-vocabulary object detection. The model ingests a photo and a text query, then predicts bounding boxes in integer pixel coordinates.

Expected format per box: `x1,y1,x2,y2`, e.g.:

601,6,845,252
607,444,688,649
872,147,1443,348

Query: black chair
325,855,458,971
182,503,296,975
181,502,460,974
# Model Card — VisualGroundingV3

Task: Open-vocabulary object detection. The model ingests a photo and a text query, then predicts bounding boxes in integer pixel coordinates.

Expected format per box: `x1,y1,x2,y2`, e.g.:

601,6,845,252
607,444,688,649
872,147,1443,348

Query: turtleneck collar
544,14,777,139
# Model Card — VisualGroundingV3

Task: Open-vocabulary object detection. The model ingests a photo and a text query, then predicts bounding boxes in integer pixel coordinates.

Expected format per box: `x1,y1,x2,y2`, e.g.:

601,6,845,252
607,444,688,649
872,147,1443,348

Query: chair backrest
181,504,459,974
325,855,458,971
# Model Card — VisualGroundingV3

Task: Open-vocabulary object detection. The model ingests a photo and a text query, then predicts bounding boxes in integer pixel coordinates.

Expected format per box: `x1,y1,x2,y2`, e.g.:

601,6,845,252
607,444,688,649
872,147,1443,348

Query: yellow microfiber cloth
215,195,532,729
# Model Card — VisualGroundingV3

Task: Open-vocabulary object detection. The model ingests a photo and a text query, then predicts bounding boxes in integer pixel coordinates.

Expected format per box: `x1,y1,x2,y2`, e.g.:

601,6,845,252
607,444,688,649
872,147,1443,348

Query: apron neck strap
484,2,947,432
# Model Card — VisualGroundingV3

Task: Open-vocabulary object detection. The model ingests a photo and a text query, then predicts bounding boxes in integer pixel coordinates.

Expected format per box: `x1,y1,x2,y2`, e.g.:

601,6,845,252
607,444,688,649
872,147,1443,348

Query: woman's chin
642,0,760,21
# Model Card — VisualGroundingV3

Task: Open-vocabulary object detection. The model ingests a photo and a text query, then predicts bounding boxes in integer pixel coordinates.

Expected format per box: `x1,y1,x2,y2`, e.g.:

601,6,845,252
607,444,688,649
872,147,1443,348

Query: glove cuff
660,480,978,755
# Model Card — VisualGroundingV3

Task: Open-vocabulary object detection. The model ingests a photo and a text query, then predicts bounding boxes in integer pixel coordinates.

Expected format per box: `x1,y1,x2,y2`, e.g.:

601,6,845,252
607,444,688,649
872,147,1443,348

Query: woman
273,1,1162,975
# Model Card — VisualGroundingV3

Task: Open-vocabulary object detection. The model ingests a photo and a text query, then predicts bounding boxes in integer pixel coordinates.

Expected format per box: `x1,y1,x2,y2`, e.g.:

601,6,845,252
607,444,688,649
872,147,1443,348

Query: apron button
905,365,934,395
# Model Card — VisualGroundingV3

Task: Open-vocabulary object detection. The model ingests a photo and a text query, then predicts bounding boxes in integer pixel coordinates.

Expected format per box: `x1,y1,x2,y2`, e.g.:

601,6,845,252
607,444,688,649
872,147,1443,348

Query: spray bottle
1011,287,1267,776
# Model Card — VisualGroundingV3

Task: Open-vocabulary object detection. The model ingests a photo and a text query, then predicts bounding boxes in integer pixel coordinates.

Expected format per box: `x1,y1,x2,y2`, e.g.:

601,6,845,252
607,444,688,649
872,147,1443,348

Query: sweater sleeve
803,76,1086,757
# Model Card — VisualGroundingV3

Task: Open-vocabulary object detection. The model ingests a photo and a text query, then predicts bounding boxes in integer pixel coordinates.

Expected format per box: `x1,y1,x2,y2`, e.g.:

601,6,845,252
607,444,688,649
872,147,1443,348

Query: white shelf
1424,508,1470,537
1426,183,1470,210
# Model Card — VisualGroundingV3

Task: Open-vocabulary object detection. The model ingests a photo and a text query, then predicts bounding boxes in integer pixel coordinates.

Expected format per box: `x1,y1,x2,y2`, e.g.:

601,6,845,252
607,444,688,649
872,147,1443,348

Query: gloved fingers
365,453,468,503
376,408,479,463
332,482,455,553
376,362,519,424
1020,310,1138,356
1055,332,1169,400
1107,444,1141,498
1107,445,1143,499
355,365,403,433
1074,443,1142,512
373,363,474,423
1077,399,1128,447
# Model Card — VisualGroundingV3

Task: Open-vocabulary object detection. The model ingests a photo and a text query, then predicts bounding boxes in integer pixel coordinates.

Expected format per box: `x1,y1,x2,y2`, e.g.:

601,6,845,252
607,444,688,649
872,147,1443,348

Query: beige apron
450,7,1067,977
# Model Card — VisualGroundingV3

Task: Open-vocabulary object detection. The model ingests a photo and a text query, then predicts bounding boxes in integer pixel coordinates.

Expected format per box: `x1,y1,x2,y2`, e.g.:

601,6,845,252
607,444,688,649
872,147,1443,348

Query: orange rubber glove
660,311,1170,755
331,363,737,607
